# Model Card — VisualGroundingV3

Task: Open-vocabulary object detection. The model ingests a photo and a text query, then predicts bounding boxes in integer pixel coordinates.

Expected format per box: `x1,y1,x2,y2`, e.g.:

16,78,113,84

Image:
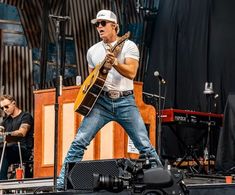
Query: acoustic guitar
74,32,130,116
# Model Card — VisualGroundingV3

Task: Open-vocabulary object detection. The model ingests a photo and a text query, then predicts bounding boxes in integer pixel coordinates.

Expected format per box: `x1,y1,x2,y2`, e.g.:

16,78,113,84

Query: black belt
101,90,133,99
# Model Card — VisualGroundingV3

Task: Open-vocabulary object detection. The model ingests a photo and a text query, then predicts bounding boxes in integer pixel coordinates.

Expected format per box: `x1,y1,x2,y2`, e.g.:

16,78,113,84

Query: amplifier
64,159,122,191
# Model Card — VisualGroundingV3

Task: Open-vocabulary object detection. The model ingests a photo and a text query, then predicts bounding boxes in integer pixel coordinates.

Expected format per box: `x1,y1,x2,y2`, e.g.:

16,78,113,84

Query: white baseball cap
91,10,117,24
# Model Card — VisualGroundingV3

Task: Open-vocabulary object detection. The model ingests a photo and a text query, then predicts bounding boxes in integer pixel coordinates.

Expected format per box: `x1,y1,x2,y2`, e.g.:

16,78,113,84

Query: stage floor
0,173,234,195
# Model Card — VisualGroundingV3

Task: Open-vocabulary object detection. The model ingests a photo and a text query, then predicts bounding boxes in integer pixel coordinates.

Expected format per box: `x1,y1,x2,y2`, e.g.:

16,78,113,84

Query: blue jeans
57,94,162,189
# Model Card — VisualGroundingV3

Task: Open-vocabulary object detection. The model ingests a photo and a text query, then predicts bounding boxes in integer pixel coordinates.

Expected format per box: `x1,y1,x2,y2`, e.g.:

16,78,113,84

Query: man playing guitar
57,9,162,190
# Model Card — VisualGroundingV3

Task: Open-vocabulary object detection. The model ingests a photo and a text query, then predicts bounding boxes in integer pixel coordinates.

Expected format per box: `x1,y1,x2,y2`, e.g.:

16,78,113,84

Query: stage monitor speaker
64,159,122,191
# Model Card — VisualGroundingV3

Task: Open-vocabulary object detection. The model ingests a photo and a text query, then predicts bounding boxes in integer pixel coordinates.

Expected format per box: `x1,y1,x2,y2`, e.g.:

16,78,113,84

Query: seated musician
0,95,34,180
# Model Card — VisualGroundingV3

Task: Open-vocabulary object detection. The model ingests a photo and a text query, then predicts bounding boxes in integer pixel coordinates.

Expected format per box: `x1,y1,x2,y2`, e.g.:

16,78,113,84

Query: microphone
49,15,71,21
154,71,166,84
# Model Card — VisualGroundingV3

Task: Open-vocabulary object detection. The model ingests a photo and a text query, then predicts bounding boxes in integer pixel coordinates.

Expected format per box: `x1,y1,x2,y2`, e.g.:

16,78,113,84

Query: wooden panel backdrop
33,82,157,177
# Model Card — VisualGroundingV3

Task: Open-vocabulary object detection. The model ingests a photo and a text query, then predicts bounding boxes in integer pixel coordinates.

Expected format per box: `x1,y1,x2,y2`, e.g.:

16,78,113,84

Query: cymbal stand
204,94,213,174
203,82,216,174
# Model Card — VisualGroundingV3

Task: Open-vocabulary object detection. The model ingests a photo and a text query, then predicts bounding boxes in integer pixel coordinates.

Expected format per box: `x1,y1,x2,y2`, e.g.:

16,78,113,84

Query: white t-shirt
87,39,139,91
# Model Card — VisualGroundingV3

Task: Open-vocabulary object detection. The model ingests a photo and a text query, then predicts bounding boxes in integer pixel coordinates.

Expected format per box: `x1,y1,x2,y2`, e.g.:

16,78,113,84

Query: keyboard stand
0,134,23,175
169,126,205,174
0,140,7,173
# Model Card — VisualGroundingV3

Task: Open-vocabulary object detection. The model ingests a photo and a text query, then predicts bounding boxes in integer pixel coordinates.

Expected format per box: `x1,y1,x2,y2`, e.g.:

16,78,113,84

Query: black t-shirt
2,112,34,152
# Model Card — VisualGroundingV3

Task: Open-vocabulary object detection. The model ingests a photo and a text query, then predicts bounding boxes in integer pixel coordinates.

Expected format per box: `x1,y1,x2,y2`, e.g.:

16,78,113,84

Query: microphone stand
157,80,162,156
49,15,70,191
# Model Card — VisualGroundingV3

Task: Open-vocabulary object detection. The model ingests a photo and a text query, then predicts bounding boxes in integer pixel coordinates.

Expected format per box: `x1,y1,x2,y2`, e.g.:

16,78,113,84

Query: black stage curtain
144,0,235,113
143,0,235,162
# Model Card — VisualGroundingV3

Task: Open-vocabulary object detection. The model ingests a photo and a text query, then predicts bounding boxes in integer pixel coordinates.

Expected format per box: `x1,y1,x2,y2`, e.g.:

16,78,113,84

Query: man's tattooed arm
11,123,31,137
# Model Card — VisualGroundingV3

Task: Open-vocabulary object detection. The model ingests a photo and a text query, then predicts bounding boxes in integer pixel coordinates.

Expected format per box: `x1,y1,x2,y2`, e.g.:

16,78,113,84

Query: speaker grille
65,159,121,190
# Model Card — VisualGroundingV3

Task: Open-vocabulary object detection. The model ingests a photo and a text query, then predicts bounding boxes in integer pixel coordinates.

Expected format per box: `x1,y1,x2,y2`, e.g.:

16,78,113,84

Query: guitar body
74,64,106,116
74,32,130,116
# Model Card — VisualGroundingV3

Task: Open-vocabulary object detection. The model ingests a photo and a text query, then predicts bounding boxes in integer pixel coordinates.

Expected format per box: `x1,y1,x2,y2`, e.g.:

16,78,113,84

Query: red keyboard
161,109,223,127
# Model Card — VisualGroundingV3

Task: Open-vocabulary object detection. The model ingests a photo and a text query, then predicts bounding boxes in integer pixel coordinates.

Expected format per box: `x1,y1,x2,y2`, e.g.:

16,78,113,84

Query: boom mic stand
157,80,163,156
49,14,70,191
154,71,166,157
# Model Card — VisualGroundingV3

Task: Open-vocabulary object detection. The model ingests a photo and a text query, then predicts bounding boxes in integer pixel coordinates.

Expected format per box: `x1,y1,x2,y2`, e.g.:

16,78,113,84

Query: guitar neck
99,32,130,71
